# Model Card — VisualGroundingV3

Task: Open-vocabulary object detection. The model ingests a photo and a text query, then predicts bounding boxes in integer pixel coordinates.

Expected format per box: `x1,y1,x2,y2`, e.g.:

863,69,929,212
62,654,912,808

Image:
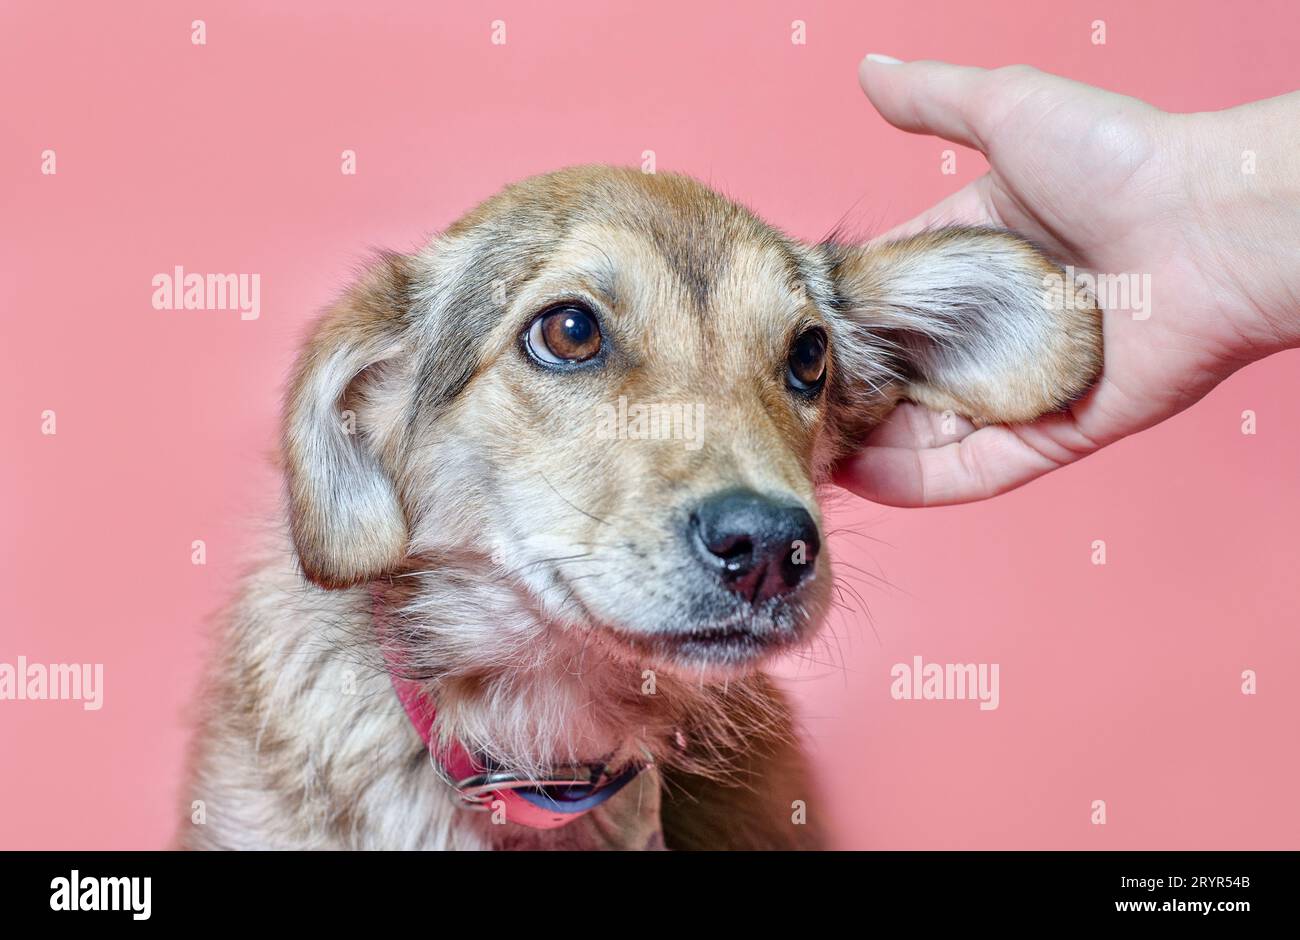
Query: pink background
3,0,1298,849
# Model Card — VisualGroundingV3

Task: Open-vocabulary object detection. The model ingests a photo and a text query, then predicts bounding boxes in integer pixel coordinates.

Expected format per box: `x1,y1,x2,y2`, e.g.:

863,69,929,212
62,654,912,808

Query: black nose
689,489,820,602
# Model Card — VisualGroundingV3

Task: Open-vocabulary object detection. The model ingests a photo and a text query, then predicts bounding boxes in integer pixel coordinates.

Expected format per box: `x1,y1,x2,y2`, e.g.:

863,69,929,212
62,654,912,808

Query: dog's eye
526,305,602,365
787,328,827,393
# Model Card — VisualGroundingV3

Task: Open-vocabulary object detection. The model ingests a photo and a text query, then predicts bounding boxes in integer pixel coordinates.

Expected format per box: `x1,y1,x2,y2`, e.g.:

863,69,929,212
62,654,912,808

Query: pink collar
375,596,643,830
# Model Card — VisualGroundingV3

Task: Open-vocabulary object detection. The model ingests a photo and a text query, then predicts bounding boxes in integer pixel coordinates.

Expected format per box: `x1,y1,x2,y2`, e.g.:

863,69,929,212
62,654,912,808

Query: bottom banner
0,850,1284,926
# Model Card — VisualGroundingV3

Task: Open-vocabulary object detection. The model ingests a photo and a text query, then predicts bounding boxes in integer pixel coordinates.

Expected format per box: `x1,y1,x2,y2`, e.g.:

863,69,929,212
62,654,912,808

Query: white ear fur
284,255,410,588
829,228,1102,425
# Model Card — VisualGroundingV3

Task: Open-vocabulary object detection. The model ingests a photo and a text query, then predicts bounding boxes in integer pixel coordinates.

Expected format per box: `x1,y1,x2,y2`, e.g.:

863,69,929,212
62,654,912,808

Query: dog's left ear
820,228,1102,435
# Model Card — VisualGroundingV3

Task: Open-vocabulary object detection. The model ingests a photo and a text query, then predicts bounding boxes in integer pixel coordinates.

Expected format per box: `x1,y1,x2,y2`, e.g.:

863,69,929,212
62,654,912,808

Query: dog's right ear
284,253,411,589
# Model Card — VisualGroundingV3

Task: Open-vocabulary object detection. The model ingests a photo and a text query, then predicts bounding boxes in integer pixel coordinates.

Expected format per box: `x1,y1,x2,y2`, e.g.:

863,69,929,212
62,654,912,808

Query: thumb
858,56,999,153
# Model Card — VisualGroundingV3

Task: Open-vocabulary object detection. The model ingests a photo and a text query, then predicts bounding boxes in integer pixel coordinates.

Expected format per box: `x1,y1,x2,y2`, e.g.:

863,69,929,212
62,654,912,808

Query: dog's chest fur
180,541,672,850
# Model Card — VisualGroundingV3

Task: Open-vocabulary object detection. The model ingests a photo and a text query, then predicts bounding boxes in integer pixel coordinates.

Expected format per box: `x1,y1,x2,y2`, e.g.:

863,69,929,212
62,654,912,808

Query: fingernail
865,53,904,65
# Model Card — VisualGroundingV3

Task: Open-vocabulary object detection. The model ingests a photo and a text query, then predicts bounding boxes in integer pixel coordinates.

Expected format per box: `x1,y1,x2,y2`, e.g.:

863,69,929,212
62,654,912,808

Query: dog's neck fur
182,531,775,849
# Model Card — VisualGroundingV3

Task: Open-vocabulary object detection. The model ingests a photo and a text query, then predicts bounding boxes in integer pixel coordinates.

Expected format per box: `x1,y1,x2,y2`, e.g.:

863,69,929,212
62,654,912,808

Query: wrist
1177,98,1300,356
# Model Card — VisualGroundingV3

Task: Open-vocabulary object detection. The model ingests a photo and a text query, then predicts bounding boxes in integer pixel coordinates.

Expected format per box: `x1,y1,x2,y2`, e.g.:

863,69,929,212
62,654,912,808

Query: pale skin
837,57,1300,506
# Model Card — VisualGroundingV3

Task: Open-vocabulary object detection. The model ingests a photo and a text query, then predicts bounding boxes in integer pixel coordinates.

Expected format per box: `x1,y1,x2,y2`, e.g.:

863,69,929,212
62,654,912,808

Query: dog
180,165,1101,850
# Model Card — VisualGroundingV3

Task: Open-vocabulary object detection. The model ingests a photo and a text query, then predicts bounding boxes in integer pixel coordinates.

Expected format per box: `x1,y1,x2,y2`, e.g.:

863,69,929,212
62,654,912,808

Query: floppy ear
284,253,411,589
823,227,1102,432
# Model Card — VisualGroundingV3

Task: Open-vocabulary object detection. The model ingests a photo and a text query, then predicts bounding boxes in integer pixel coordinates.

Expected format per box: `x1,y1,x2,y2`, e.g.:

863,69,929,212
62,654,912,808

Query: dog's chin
591,614,813,681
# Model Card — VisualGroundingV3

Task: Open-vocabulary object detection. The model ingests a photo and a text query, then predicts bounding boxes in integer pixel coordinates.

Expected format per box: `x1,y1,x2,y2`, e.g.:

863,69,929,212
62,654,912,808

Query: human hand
836,57,1300,507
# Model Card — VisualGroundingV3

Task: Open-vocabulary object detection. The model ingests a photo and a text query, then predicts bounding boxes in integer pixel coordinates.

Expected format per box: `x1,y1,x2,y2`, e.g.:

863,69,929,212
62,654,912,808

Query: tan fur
182,166,1101,851
824,229,1102,428
283,253,412,587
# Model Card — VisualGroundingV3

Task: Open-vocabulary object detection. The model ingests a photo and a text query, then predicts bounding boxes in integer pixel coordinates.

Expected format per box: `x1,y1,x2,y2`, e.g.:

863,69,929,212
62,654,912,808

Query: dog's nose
689,489,820,602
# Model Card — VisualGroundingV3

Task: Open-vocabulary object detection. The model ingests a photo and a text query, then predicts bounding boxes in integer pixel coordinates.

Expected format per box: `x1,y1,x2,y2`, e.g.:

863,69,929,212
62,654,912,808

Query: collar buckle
454,764,609,808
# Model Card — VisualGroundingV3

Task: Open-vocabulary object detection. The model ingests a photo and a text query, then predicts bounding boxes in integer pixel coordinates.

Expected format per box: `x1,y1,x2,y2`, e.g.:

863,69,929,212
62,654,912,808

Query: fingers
857,56,997,152
860,402,974,449
833,423,1066,507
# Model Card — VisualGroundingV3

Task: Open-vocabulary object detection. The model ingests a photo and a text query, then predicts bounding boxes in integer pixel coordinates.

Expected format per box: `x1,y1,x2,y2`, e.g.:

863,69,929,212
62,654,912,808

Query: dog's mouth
602,620,798,674
659,625,787,661
544,559,820,675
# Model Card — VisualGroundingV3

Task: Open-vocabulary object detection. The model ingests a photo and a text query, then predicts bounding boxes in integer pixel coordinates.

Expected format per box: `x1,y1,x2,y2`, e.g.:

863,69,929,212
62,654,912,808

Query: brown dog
181,166,1100,849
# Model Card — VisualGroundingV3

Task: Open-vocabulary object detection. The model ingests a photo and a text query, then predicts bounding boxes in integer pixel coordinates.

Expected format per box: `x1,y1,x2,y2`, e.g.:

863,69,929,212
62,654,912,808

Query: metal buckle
453,765,604,810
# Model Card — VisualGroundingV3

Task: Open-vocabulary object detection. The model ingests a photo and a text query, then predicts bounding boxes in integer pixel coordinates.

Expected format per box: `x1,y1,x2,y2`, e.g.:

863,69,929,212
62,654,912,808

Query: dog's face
420,203,840,674
284,167,1100,679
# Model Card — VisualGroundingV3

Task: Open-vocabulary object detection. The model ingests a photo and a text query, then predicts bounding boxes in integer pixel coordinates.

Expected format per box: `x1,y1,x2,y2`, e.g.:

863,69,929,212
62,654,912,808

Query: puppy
181,166,1100,850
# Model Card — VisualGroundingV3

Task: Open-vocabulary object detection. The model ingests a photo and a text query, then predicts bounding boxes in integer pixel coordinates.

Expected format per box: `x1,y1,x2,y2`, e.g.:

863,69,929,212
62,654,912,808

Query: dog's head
284,166,1100,679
